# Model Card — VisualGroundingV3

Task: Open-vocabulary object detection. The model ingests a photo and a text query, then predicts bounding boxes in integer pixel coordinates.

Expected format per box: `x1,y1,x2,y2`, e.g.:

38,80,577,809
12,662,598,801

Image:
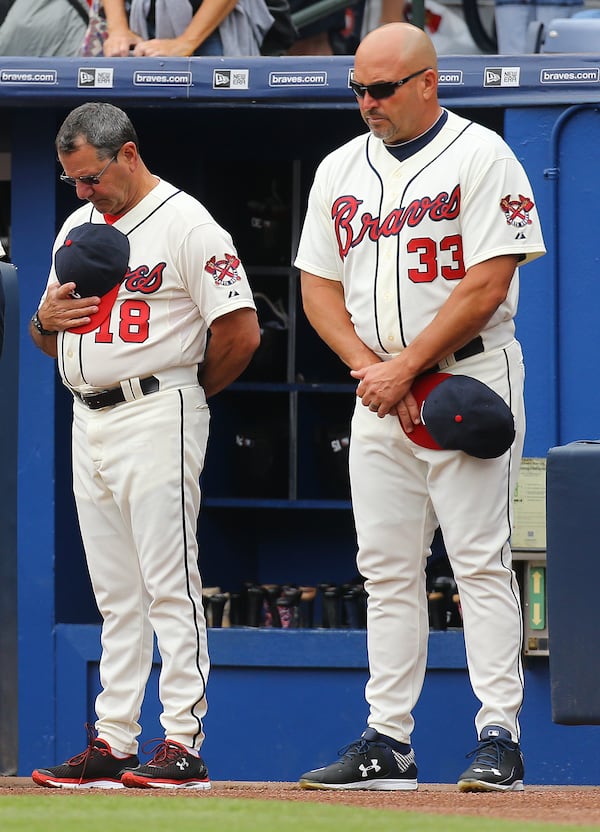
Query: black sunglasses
60,154,117,188
349,67,431,100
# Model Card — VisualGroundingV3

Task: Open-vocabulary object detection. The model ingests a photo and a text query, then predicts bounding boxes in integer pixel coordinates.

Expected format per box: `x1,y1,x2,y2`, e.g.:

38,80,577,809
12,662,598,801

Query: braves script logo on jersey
124,262,166,293
332,185,461,259
205,254,241,286
500,194,534,228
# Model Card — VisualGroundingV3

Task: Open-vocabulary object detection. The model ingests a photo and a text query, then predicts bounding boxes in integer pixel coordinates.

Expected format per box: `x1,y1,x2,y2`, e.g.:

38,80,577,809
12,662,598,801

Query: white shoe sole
123,779,211,790
299,778,418,791
458,779,525,792
35,780,125,789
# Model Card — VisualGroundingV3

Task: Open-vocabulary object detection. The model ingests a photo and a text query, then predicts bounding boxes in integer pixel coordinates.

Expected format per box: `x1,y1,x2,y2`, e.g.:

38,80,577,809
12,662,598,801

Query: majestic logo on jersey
500,195,534,228
332,185,461,259
205,254,241,286
124,262,165,294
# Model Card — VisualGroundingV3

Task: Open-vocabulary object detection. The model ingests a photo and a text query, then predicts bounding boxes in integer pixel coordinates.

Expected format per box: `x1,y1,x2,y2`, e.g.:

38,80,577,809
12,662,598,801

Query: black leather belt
435,335,484,371
74,376,160,410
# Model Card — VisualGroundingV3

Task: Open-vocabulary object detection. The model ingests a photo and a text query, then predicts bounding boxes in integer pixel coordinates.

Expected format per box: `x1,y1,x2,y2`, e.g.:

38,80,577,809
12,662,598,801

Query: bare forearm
398,254,519,375
180,0,239,50
199,347,253,398
102,0,131,32
29,317,57,357
301,273,379,371
133,0,239,55
198,307,260,398
351,255,519,419
380,0,407,24
30,281,100,358
102,0,143,54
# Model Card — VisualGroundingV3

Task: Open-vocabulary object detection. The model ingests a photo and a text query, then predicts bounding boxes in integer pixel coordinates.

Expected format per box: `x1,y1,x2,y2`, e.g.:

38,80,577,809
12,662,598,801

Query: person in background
494,0,583,53
89,0,273,56
29,101,260,789
0,0,15,26
286,0,364,55
295,22,545,792
0,0,88,56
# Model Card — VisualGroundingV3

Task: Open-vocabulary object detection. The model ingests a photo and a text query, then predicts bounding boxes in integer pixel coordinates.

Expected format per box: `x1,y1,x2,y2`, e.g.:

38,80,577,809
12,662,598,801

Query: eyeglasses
349,67,431,100
60,154,117,188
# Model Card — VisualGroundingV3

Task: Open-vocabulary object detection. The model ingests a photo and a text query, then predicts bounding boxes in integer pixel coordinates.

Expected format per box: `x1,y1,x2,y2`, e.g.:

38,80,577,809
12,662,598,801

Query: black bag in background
241,293,288,382
0,0,15,26
188,0,298,56
261,0,299,55
64,0,89,25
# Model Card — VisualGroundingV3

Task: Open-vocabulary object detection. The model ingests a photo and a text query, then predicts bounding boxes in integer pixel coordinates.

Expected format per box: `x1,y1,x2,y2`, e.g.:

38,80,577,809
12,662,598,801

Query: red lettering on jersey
124,263,166,294
332,186,461,259
332,196,363,257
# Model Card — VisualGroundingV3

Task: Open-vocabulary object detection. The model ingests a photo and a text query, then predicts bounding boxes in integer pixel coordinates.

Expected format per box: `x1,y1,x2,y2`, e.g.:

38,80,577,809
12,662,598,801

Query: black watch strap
32,311,56,336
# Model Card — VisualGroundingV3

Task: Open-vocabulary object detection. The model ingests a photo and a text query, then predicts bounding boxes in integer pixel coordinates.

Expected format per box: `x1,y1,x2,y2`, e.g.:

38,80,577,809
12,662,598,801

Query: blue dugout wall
3,53,600,783
0,261,18,775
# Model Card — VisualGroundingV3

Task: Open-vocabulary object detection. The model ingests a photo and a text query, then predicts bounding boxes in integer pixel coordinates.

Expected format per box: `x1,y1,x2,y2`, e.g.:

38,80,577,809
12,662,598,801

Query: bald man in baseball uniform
30,102,260,789
296,23,545,792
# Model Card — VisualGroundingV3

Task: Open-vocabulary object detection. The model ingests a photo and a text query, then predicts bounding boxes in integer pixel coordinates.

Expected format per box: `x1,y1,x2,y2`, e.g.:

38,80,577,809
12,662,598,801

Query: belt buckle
437,355,455,371
83,389,110,403
78,387,118,409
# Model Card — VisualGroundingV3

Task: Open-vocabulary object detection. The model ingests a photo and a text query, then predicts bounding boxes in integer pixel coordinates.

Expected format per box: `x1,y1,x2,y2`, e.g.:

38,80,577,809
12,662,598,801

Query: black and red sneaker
32,731,138,789
121,739,211,789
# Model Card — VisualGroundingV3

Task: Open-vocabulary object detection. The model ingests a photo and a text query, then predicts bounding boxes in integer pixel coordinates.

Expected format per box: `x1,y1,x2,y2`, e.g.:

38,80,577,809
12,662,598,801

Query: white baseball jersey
39,178,256,756
295,109,547,750
44,178,255,392
295,109,546,358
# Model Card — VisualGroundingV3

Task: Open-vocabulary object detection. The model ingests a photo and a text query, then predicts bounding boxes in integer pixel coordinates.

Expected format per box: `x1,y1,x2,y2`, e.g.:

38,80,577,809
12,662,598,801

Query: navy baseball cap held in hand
54,222,130,335
404,372,516,459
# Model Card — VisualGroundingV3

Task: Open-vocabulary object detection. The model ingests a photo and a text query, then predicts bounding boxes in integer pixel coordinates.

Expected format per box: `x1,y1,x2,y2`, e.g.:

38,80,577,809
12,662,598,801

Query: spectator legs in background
495,0,584,53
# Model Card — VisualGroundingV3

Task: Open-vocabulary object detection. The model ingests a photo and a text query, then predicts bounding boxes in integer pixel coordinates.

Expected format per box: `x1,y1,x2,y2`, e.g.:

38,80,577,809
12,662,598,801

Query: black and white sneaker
458,725,524,792
121,739,211,789
299,727,418,791
31,730,138,789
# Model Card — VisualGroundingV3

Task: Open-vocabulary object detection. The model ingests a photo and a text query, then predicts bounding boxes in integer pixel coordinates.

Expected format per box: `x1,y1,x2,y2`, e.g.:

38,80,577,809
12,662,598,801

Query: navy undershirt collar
384,109,449,161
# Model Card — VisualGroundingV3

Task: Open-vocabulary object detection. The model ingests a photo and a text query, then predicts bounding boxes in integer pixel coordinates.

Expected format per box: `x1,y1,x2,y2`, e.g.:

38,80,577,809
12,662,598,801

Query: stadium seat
540,17,600,52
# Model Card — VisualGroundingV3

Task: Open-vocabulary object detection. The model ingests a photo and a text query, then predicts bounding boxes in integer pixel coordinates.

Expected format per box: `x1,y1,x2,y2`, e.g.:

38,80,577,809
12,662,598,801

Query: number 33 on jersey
295,109,545,359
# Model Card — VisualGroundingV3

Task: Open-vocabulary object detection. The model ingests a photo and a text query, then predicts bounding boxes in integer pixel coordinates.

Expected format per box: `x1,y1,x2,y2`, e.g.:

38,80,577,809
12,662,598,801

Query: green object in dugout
528,566,546,630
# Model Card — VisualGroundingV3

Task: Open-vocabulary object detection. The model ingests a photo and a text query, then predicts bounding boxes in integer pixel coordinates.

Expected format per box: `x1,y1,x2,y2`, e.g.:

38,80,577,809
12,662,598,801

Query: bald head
352,23,441,144
355,23,438,88
356,23,438,74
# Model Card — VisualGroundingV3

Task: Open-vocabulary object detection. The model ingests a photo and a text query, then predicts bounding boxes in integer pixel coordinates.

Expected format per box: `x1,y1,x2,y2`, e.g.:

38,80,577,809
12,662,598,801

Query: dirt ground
2,778,600,826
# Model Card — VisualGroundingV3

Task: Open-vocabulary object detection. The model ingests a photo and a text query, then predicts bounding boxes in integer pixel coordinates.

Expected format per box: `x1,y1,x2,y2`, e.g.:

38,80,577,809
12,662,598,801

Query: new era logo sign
212,69,249,90
78,69,96,86
214,71,232,88
77,67,114,88
484,67,520,88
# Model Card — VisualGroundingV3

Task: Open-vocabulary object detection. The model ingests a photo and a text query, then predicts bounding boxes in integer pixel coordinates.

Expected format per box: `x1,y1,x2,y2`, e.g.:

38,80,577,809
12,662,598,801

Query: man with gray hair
30,101,259,789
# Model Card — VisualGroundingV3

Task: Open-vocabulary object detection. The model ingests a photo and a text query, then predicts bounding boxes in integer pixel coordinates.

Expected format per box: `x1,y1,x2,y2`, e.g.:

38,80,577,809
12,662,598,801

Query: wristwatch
31,311,56,336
